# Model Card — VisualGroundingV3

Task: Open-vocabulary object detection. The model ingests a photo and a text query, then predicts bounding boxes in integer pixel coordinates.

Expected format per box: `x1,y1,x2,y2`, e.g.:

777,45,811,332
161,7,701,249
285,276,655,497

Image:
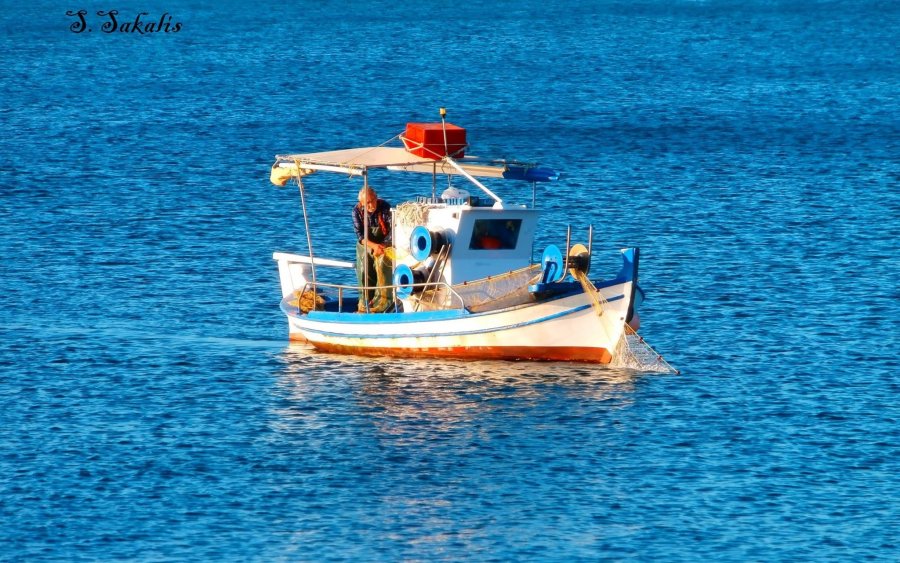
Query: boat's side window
469,219,522,250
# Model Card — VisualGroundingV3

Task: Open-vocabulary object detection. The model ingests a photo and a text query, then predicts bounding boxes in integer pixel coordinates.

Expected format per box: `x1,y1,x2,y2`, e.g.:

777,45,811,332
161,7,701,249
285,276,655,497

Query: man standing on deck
353,186,393,312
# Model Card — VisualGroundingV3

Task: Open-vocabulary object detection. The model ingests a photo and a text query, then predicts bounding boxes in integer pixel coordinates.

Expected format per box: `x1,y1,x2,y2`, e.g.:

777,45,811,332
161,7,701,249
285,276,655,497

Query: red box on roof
402,122,467,160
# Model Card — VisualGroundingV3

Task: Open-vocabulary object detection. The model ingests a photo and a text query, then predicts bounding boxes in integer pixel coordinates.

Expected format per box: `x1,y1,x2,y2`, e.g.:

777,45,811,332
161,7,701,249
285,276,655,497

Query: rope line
574,269,678,374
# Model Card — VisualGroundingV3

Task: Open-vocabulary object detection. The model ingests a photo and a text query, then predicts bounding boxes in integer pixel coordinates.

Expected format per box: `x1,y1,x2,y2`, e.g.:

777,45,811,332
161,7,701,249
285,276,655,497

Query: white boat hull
284,281,634,363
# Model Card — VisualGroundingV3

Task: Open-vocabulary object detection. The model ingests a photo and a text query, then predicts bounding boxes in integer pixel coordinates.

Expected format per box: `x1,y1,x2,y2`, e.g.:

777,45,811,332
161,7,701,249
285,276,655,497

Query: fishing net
290,288,326,313
394,201,430,227
393,201,430,261
610,330,678,373
454,264,542,312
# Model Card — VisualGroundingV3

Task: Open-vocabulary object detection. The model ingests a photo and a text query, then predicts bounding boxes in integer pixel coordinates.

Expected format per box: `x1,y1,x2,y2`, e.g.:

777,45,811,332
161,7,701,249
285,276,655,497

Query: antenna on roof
439,107,449,158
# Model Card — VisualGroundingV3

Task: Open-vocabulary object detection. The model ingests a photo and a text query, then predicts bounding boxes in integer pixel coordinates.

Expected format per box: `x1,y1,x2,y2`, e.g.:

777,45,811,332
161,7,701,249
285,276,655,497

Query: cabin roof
273,147,556,181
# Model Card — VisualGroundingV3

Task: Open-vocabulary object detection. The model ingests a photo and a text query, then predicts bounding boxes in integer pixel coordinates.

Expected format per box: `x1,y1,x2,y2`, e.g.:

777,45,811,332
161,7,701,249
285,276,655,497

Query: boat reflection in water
266,343,653,554
273,343,644,440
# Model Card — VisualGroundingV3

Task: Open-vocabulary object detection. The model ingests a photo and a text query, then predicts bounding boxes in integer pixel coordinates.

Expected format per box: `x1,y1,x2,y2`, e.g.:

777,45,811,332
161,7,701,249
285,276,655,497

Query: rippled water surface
2,0,899,560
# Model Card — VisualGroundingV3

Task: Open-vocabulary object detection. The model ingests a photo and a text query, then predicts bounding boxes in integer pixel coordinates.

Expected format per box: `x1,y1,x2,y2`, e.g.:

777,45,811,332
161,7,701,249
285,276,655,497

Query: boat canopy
271,146,557,186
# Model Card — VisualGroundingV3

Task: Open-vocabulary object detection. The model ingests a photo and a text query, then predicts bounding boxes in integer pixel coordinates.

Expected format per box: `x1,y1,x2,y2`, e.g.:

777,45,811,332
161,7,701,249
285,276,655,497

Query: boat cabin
396,200,539,285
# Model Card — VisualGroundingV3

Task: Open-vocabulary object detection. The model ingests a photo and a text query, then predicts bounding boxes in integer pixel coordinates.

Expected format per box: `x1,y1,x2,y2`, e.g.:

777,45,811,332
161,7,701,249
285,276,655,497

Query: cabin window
468,219,522,250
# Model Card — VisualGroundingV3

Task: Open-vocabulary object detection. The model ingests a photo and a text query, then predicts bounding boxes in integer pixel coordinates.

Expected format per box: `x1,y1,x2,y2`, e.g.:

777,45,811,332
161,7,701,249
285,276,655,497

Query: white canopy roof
276,147,430,172
273,147,523,179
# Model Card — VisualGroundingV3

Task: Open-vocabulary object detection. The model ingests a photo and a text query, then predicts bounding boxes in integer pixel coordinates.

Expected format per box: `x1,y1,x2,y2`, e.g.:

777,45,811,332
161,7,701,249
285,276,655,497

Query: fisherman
352,186,393,312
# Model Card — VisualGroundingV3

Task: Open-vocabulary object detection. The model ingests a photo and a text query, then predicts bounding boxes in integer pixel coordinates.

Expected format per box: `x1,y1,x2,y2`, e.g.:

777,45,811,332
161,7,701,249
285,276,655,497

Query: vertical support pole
431,162,437,201
362,169,369,312
588,224,594,273
297,174,316,288
531,180,537,263
440,107,452,190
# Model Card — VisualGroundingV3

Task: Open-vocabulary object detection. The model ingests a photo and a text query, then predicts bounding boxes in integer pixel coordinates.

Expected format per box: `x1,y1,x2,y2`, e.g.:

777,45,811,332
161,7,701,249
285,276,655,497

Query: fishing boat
270,112,670,366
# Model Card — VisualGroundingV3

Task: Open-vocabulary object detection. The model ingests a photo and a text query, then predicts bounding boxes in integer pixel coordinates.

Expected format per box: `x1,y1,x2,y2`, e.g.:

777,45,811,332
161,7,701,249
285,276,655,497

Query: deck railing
297,280,465,313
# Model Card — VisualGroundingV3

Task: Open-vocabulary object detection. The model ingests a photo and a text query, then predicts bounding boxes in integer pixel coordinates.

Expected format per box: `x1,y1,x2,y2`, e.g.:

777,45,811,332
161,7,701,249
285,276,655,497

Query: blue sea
2,0,898,560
